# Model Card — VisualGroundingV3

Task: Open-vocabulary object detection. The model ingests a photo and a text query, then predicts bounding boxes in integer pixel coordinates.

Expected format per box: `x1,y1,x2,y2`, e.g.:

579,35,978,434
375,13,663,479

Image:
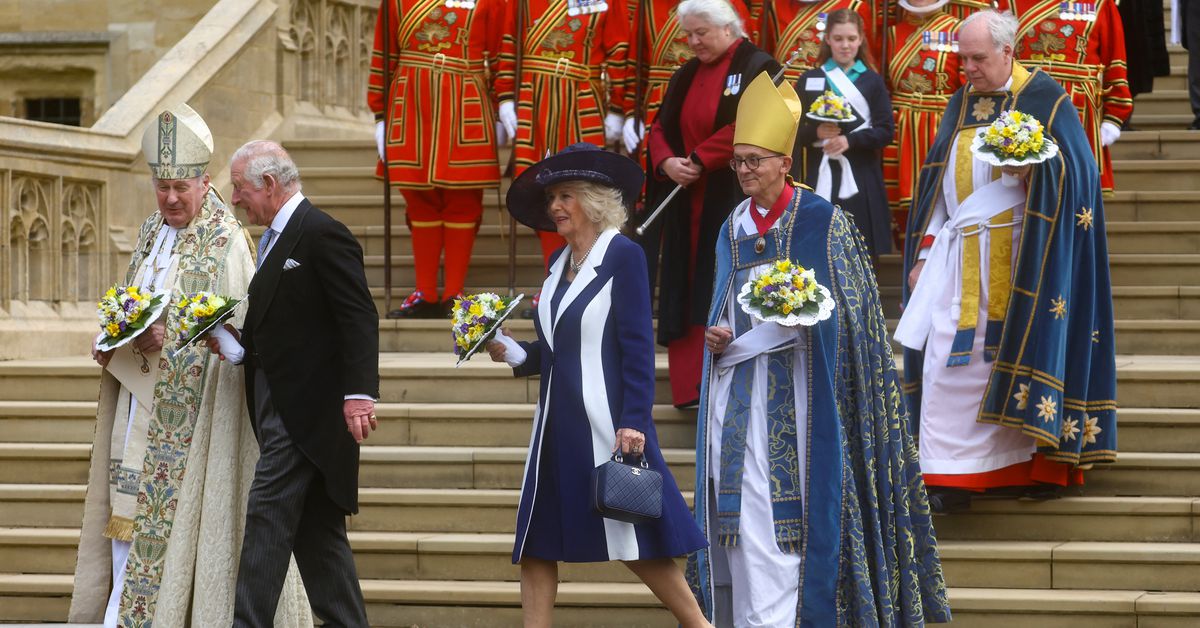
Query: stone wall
0,0,219,119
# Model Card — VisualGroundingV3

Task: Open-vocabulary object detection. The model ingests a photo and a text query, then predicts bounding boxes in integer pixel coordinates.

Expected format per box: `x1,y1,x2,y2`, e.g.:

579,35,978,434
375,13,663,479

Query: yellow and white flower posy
971,109,1059,168
95,285,168,351
171,291,240,347
451,292,525,365
806,90,857,123
736,260,835,327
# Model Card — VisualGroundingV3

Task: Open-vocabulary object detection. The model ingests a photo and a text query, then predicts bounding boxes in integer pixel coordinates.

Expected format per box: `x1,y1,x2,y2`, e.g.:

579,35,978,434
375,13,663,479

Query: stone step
0,402,98,444
355,251,1200,292
284,138,380,168
1,353,1197,409
1113,160,1200,192
1119,408,1200,454
368,284,1200,322
298,167,388,196
1128,90,1195,117
253,217,1200,262
355,490,1200,542
936,540,1200,592
1105,221,1200,254
1106,191,1200,222
9,442,1200,497
3,573,1199,627
359,446,697,492
1113,131,1200,161
1128,113,1196,132
2,404,1196,461
931,496,1200,543
379,316,1200,356
9,528,1200,594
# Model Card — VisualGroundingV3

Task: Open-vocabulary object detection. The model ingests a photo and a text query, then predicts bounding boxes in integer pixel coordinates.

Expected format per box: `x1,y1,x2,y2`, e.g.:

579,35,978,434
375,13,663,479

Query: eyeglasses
729,154,784,171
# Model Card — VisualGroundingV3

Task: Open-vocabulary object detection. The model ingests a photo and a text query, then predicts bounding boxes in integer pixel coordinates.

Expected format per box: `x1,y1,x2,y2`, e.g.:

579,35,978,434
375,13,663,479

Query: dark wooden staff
381,0,398,317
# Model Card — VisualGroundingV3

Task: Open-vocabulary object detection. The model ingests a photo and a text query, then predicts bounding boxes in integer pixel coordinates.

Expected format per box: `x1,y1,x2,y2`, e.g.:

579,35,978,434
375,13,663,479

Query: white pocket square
283,258,301,270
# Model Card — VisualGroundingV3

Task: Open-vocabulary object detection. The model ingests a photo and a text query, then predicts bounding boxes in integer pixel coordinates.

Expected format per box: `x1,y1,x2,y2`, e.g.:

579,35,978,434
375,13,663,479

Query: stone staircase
2,49,1200,628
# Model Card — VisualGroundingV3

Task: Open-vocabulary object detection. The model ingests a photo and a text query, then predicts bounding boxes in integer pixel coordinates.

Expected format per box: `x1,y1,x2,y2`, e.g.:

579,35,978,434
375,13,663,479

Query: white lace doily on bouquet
736,281,835,328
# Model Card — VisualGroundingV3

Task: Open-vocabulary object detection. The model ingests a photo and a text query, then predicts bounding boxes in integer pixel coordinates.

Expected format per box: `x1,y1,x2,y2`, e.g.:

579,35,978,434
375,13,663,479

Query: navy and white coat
511,229,707,563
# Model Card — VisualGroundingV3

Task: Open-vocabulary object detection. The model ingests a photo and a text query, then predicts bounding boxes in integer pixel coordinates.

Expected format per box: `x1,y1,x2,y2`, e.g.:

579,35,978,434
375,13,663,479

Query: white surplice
705,200,809,626
899,128,1038,475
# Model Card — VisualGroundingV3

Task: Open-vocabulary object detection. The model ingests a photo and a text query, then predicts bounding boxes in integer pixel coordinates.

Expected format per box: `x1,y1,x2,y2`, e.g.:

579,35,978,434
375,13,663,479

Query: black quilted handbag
590,452,663,525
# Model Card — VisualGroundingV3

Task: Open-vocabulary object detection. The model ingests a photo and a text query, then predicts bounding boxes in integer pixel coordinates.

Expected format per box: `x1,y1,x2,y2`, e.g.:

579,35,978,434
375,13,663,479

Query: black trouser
1187,0,1200,124
232,369,367,628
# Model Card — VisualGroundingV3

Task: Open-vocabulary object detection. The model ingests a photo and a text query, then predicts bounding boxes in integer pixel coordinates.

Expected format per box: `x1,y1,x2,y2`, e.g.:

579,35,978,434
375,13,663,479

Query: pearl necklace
570,234,600,274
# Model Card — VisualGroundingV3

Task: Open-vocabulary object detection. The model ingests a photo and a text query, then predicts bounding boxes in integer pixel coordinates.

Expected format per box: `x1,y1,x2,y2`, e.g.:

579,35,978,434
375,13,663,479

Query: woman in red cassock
644,0,780,407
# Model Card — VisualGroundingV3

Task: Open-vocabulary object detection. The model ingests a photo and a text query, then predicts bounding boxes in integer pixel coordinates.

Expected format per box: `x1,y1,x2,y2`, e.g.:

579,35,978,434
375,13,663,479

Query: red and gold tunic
1006,0,1132,193
761,0,873,82
367,0,504,189
883,7,964,246
946,0,999,20
496,0,631,176
741,0,767,44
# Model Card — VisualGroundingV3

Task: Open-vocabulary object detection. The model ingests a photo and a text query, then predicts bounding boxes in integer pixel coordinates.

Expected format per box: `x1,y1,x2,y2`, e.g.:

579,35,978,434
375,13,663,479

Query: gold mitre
141,103,214,180
733,72,802,156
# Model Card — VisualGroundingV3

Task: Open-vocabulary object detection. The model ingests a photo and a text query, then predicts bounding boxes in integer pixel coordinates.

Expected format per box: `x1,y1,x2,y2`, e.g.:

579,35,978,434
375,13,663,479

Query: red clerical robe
1005,0,1133,193
646,40,739,407
496,0,632,176
882,7,965,248
760,0,872,81
367,0,504,188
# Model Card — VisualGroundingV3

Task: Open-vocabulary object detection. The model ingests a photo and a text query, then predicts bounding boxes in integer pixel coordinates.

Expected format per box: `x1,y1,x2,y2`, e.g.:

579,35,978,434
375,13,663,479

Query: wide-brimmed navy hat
506,143,645,232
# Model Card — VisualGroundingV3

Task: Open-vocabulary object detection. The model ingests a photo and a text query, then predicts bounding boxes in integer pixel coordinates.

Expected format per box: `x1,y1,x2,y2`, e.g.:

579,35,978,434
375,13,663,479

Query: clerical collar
752,181,795,236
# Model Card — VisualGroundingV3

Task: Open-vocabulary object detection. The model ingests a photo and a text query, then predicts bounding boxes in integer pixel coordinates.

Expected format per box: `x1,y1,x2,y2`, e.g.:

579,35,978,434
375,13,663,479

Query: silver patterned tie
256,228,276,269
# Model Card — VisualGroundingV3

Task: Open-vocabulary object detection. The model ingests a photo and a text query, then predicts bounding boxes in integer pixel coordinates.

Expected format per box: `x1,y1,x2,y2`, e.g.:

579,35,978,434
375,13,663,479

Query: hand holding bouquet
736,260,834,327
452,292,524,366
171,292,242,350
971,109,1059,185
96,285,168,351
806,90,857,124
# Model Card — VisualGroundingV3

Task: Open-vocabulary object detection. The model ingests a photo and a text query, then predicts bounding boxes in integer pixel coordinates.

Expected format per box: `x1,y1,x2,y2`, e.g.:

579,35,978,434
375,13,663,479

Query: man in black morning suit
212,140,379,627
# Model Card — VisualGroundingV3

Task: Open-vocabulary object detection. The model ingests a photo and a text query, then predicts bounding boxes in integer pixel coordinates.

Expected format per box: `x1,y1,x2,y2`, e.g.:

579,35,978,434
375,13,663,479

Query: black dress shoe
1188,119,1200,131
1017,484,1063,501
389,291,443,319
928,487,972,514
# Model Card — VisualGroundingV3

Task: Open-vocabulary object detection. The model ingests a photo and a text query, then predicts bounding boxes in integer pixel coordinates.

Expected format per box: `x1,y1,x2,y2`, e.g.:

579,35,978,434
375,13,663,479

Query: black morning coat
794,65,895,257
637,38,781,346
242,198,380,514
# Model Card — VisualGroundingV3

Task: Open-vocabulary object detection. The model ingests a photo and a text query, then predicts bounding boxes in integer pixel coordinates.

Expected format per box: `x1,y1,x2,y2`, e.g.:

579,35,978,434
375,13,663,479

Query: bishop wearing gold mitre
689,72,950,626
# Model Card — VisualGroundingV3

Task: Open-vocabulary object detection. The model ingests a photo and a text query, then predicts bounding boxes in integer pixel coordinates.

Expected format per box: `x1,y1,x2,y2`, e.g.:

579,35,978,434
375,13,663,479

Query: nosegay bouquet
451,292,524,365
736,260,835,327
96,285,167,351
806,90,857,123
972,109,1059,166
172,292,242,348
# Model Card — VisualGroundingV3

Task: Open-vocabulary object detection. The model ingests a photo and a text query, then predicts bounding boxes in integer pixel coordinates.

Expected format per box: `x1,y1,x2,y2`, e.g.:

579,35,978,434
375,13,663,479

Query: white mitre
141,103,214,180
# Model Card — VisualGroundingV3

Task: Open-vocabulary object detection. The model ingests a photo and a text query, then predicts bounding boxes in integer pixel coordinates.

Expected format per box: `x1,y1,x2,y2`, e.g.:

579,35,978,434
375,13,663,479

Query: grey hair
961,9,1019,51
548,180,627,231
676,0,746,39
231,140,302,192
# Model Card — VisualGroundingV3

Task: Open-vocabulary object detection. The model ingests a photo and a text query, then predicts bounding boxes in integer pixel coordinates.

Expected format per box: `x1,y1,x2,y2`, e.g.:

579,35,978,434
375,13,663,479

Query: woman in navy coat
793,8,895,260
487,143,709,627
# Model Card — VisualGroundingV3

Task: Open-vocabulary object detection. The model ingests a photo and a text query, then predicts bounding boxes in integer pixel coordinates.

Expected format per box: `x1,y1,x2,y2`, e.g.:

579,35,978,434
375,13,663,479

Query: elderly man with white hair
897,9,1118,513
210,140,380,627
70,106,311,627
